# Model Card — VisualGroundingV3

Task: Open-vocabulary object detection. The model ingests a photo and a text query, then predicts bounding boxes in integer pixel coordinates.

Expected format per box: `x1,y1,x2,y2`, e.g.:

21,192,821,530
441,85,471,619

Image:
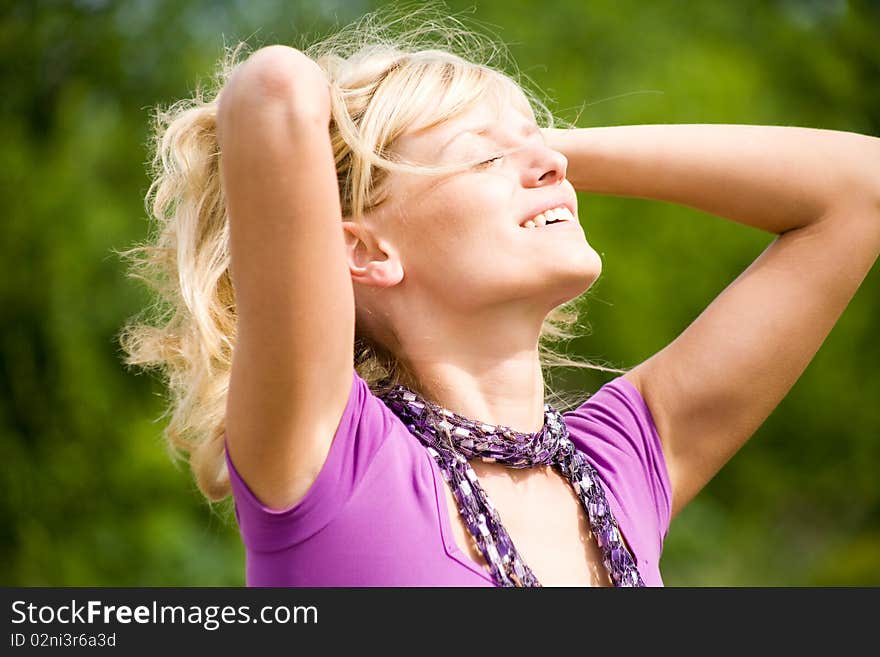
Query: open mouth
519,205,575,229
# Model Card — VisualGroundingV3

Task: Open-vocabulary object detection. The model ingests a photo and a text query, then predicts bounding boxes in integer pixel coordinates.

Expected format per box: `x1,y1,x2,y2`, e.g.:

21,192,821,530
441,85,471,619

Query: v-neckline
428,446,640,586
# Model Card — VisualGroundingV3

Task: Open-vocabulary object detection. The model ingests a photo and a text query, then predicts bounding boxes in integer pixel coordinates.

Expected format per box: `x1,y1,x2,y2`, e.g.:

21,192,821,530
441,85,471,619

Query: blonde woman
120,10,880,587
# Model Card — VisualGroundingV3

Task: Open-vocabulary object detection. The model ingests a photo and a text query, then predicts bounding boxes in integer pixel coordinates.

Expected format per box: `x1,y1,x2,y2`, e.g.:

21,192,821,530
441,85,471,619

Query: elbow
218,45,331,127
247,46,326,100
833,133,880,213
862,135,880,212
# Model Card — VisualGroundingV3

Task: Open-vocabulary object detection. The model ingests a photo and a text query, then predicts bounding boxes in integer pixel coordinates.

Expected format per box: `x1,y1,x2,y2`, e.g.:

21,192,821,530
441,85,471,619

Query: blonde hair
116,2,627,504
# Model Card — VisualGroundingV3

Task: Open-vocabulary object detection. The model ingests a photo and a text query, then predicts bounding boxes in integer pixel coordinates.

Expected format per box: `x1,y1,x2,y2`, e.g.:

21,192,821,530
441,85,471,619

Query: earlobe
342,220,404,288
367,255,404,288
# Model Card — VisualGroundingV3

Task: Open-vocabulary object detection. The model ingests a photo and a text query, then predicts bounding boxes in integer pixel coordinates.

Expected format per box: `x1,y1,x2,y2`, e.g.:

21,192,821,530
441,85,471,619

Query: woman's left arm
545,124,880,521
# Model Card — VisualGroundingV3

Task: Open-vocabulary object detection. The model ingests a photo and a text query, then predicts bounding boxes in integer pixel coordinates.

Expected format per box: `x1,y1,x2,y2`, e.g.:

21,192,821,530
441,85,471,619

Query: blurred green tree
1,0,876,586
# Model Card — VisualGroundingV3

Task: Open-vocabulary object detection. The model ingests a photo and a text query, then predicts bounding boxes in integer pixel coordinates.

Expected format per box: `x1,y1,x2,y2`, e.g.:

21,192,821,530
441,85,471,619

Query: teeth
520,205,574,228
548,206,574,222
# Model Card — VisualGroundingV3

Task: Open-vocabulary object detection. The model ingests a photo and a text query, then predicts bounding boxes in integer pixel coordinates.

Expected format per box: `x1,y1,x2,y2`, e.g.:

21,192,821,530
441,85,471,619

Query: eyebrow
439,121,541,155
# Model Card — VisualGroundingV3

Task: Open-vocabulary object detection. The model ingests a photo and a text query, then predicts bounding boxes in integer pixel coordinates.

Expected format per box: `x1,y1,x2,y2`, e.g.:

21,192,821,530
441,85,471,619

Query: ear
342,220,404,288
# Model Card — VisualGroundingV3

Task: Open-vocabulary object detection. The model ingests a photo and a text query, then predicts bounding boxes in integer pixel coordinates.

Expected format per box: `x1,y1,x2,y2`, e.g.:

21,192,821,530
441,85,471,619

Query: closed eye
476,155,503,168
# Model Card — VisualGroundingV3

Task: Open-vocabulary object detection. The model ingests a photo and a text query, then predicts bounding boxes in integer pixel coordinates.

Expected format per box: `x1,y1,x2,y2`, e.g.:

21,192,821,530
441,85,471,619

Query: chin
545,247,603,306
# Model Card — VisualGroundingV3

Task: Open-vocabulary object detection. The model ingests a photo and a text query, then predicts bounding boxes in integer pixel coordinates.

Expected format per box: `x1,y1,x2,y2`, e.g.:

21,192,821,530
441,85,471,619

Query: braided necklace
379,384,645,587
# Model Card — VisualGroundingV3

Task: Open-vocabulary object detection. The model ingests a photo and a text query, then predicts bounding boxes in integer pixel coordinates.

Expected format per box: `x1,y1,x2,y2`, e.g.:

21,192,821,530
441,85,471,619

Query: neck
388,300,549,434
406,351,546,434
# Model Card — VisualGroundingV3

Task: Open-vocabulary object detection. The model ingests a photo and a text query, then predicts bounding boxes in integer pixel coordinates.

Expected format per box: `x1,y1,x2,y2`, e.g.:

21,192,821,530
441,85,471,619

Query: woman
119,11,880,587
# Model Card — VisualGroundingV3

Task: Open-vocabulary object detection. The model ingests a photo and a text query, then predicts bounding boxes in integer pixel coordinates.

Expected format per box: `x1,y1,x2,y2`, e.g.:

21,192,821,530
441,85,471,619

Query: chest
440,461,617,587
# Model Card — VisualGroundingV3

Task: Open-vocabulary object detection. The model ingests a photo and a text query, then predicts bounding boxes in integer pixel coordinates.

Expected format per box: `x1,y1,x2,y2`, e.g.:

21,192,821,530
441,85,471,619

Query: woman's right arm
216,46,355,511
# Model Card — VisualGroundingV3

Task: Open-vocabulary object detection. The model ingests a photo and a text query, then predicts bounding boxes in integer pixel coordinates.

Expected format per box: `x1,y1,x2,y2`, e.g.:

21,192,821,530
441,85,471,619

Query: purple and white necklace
379,384,645,587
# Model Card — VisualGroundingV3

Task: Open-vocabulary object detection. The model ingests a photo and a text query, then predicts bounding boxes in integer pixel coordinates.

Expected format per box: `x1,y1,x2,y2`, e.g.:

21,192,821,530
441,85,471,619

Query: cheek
455,185,516,245
408,188,502,246
398,178,517,273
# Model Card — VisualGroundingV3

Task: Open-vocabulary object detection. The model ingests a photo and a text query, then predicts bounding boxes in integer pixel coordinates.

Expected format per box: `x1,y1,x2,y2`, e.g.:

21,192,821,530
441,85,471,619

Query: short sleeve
224,369,395,552
563,376,673,556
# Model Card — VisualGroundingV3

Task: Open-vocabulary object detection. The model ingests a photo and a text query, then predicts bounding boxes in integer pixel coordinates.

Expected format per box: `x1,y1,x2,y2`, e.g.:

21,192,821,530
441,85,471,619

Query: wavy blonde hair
116,2,627,504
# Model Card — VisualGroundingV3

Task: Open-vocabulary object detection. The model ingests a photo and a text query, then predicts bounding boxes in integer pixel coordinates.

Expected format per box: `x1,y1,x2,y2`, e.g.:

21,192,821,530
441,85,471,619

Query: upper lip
519,195,578,226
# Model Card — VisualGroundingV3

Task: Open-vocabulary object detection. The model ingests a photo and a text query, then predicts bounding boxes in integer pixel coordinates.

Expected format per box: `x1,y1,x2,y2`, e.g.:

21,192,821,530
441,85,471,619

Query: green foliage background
2,0,877,586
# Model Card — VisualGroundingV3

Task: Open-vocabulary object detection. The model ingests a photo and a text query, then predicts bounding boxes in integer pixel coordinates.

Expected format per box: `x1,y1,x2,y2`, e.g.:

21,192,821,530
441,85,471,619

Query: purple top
224,369,672,586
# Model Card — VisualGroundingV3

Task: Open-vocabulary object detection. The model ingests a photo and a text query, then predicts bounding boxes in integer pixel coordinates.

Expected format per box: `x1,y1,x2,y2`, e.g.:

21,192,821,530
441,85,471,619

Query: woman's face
359,95,602,318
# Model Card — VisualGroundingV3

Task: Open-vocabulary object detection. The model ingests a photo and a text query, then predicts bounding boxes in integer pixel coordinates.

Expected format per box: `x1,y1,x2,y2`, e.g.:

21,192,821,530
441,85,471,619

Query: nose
526,144,568,186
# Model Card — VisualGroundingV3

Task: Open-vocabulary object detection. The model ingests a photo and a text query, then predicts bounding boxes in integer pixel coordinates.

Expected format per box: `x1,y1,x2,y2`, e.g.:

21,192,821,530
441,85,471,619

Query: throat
468,459,556,491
